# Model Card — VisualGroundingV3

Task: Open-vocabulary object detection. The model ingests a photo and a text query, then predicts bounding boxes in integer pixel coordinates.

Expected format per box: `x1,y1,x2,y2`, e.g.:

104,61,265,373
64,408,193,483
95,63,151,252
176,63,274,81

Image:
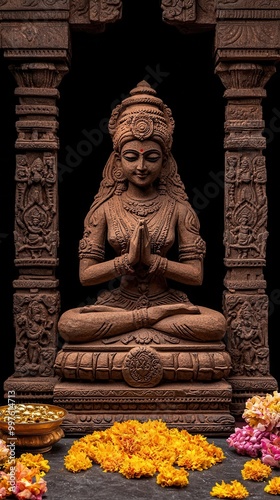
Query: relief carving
161,0,196,23
90,0,122,23
13,292,60,377
217,0,280,8
14,153,57,261
0,0,68,9
216,22,279,49
196,0,215,24
70,0,89,23
224,154,268,260
225,294,269,377
1,22,68,49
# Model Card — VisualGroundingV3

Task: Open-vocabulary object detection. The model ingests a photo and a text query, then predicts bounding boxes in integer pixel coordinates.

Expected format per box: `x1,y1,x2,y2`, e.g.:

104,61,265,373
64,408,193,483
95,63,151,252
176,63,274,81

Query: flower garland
0,439,49,500
227,391,280,467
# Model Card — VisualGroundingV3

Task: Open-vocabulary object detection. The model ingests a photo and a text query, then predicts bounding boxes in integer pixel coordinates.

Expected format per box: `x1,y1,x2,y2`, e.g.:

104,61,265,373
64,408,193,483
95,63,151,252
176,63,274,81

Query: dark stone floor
41,437,279,500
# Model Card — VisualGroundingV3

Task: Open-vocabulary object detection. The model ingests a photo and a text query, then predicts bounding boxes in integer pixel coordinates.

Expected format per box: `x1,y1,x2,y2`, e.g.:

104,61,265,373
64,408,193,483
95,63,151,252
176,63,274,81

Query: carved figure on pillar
55,81,231,388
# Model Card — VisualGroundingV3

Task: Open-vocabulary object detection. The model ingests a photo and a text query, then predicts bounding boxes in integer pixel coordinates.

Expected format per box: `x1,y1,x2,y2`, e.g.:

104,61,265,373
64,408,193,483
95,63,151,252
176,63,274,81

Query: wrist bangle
114,254,135,276
148,255,168,276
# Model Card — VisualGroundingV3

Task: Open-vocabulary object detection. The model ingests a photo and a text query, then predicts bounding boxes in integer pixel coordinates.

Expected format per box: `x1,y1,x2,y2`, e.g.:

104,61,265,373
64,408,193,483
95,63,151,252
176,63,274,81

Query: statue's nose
136,156,146,171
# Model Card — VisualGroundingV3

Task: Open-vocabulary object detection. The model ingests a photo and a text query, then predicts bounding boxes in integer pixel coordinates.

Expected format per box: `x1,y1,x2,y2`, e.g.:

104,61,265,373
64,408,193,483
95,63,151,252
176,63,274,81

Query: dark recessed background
1,0,279,404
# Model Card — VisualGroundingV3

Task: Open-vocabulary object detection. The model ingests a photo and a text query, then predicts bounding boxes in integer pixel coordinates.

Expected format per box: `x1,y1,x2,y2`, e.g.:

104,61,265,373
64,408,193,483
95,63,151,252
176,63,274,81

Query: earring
112,166,126,182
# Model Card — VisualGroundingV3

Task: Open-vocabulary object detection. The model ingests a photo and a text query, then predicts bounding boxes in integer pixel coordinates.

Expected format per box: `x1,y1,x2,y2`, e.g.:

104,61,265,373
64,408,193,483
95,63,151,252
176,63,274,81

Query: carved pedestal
54,380,234,437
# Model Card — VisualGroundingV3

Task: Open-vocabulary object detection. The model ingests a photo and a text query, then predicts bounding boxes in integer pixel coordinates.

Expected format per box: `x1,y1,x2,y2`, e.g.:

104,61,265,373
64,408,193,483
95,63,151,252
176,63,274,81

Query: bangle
133,308,149,329
148,255,168,276
114,253,135,276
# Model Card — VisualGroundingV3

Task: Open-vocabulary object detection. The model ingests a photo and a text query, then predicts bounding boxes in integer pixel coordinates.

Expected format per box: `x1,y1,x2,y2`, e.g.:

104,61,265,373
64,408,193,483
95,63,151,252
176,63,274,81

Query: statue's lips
135,173,148,179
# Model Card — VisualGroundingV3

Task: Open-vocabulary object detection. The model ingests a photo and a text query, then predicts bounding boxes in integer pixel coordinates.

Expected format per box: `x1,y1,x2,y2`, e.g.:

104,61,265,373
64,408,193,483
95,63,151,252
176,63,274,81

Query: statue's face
119,139,163,189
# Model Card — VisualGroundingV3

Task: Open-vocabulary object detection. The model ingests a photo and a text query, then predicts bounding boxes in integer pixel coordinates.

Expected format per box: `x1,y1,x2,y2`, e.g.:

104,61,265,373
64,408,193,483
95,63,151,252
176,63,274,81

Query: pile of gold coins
0,404,65,424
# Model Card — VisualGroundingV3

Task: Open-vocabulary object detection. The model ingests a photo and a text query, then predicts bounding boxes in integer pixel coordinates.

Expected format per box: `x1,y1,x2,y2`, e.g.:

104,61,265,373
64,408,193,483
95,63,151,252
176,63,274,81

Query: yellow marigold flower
64,450,92,473
64,419,227,487
95,442,125,473
156,464,189,487
17,452,50,476
178,449,214,470
241,458,272,481
264,476,280,495
210,480,249,499
98,451,124,473
119,456,156,479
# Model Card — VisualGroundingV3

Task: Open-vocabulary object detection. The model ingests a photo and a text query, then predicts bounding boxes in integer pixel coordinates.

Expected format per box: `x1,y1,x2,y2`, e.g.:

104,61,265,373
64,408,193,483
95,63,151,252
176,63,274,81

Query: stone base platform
53,379,236,436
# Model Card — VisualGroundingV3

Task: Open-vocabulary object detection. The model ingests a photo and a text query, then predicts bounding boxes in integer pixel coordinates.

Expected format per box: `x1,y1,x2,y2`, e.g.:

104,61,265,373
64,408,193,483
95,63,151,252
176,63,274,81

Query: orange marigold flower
119,456,156,479
210,479,249,499
17,452,50,476
64,419,226,488
241,458,272,481
156,464,189,487
264,476,280,495
64,450,92,473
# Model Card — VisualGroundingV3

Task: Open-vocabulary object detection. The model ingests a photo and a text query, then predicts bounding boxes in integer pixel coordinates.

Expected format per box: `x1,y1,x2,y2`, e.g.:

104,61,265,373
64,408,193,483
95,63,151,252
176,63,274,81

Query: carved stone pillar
215,0,280,418
0,6,70,400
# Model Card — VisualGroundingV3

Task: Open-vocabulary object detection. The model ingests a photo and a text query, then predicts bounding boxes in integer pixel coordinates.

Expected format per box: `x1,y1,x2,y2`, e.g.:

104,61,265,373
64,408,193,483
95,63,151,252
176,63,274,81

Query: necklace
122,193,162,217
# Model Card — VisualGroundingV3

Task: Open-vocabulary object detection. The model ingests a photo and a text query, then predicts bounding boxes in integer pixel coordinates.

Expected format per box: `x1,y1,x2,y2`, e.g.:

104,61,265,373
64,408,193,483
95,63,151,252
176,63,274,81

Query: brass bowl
0,404,68,453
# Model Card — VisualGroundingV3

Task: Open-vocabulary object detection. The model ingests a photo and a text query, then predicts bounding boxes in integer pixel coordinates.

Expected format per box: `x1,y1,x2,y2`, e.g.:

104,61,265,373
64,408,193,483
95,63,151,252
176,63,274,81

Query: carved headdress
108,80,175,153
87,81,187,216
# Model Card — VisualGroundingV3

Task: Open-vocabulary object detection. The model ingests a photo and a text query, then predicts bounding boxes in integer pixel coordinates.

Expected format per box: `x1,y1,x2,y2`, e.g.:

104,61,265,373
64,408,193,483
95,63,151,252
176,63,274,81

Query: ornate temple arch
0,0,279,434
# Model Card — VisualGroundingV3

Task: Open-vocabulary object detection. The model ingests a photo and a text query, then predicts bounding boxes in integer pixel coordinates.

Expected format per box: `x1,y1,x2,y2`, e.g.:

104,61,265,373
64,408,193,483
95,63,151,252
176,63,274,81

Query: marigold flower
119,456,156,479
264,476,280,495
64,450,92,473
210,479,249,499
17,453,50,477
177,447,214,470
64,418,226,488
156,464,189,487
241,458,272,481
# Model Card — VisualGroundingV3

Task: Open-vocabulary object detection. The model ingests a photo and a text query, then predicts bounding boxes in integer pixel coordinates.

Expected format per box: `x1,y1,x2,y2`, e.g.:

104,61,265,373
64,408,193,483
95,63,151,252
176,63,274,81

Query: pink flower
227,425,270,457
0,486,7,500
261,435,280,468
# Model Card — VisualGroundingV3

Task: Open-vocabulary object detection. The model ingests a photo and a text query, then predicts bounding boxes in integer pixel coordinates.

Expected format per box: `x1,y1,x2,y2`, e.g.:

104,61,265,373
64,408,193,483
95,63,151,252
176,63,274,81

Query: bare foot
148,303,200,324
